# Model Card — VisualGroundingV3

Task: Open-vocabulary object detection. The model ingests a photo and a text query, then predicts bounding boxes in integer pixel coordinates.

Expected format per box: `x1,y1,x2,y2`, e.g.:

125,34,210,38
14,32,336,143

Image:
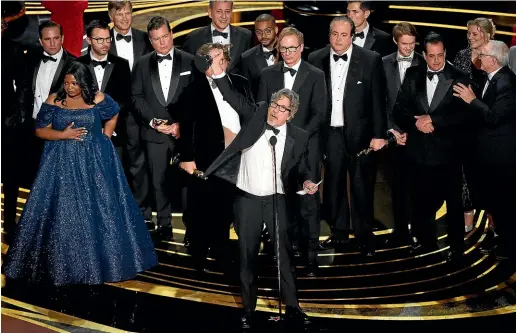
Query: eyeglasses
91,37,112,44
255,28,274,37
270,101,291,113
279,45,301,54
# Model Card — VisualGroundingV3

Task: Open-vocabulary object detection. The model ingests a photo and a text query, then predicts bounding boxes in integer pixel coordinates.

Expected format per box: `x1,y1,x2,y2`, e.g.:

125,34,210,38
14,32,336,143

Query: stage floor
2,209,516,332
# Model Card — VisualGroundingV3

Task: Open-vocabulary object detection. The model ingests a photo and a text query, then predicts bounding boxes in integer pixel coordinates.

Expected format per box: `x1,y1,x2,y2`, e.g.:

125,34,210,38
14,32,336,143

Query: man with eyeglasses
257,26,327,277
201,50,317,329
182,0,252,73
77,20,131,161
240,14,280,98
453,40,516,261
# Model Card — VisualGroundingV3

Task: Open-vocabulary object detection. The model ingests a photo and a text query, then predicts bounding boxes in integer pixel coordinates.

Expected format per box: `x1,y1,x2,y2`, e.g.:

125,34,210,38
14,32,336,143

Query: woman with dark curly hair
3,61,157,286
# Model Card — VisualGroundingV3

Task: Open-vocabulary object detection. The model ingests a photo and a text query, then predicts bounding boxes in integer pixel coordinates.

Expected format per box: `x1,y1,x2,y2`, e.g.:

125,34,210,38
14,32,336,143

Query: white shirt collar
284,58,302,71
211,23,230,34
157,48,174,58
427,63,446,72
330,44,353,61
43,47,63,61
90,51,108,62
269,122,287,137
397,51,414,60
358,22,370,37
487,66,502,80
114,27,132,37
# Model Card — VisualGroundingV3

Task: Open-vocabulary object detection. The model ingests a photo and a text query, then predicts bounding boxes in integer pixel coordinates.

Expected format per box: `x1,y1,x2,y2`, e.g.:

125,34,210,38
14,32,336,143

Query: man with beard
240,14,279,98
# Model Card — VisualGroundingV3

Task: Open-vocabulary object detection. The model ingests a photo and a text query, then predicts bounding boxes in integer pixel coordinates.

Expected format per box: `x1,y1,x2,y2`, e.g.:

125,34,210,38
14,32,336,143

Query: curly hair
54,61,97,105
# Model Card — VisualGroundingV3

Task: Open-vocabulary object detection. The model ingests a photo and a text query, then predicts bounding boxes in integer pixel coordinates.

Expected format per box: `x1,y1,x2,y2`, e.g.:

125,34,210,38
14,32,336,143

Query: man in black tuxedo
177,43,253,272
132,16,194,239
78,20,131,159
453,40,516,260
240,14,279,98
307,16,386,257
108,0,154,226
181,0,252,73
382,22,424,246
257,27,327,276
203,50,316,329
3,20,75,239
394,32,470,262
347,1,394,57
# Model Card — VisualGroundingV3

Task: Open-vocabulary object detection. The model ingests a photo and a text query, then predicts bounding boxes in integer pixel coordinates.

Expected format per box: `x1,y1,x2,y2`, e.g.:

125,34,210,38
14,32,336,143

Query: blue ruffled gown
3,94,158,286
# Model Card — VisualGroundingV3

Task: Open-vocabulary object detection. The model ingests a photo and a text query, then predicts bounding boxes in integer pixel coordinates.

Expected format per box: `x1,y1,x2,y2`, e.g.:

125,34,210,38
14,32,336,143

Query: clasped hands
414,115,434,134
154,120,180,138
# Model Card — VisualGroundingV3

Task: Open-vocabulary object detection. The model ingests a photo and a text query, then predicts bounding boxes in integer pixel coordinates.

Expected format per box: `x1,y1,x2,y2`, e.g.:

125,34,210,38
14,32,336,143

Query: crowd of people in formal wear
2,0,515,329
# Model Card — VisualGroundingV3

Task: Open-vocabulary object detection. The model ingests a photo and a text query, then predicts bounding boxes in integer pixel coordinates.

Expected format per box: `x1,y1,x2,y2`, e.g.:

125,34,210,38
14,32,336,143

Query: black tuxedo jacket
77,53,132,145
257,60,327,136
469,66,516,165
240,44,276,98
382,51,424,132
131,48,194,143
181,25,252,73
18,47,76,120
393,63,470,165
178,69,254,171
361,26,395,57
307,45,386,154
204,75,311,194
109,28,153,70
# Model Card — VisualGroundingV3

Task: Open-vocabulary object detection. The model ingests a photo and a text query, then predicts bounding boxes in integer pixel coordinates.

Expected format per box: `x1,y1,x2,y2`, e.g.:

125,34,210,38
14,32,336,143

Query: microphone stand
269,135,282,321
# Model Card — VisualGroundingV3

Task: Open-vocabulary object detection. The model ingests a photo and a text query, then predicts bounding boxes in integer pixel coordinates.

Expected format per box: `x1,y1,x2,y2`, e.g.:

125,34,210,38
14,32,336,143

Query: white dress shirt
426,63,445,106
113,28,134,70
237,123,287,196
283,58,302,90
353,23,370,48
33,47,64,119
263,46,275,66
207,76,241,140
397,51,414,83
149,50,174,128
330,46,353,127
91,52,108,90
482,67,502,98
211,24,230,45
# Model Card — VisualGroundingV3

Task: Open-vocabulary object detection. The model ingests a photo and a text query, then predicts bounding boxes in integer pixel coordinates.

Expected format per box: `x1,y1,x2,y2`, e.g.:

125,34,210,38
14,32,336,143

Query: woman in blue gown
3,62,158,286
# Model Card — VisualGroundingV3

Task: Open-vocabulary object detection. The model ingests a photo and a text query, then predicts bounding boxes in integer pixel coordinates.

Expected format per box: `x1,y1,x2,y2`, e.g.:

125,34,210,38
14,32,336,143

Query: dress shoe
285,306,311,327
384,232,411,247
305,258,318,277
240,311,253,329
144,220,156,231
320,236,349,250
409,243,438,256
153,225,173,241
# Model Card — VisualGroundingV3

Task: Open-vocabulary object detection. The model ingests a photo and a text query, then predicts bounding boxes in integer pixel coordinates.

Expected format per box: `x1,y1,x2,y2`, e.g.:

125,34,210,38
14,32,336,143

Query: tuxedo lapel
150,52,167,106
390,57,402,90
101,61,115,92
109,29,118,56
429,68,453,112
322,49,332,103
363,29,375,50
255,46,269,72
281,129,294,180
167,48,181,104
50,52,67,92
344,48,361,108
292,61,309,93
229,25,240,62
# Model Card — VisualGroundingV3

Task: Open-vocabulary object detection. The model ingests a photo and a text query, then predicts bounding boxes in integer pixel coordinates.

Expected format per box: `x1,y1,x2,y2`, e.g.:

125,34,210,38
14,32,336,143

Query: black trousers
187,176,234,268
146,139,175,227
291,135,321,256
234,190,298,312
126,112,152,220
323,128,376,243
411,164,463,251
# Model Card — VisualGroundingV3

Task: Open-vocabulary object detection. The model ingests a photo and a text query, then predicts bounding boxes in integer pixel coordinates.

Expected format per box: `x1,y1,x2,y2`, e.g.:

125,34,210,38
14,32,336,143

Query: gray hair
485,40,509,67
270,88,300,120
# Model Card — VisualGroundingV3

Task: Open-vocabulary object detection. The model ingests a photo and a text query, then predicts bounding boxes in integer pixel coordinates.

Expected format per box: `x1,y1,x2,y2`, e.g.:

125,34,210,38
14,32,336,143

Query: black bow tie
263,48,277,59
157,54,172,63
333,53,348,62
116,33,132,43
282,66,297,77
427,70,443,80
42,54,57,63
397,56,412,62
355,31,365,39
212,30,228,39
266,123,280,135
92,60,108,68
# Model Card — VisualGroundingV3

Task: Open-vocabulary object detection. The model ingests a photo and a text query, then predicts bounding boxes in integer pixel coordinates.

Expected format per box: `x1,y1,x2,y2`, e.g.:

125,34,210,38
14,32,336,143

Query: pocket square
180,71,191,76
357,81,362,84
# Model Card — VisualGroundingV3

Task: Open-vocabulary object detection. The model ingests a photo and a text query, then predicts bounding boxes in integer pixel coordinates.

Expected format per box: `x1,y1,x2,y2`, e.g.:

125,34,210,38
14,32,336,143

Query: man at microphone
199,50,318,329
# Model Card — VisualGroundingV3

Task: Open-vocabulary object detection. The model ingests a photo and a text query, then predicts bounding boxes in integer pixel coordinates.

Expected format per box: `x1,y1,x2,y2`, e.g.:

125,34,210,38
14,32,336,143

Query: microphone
170,153,208,180
269,135,277,147
356,131,397,157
